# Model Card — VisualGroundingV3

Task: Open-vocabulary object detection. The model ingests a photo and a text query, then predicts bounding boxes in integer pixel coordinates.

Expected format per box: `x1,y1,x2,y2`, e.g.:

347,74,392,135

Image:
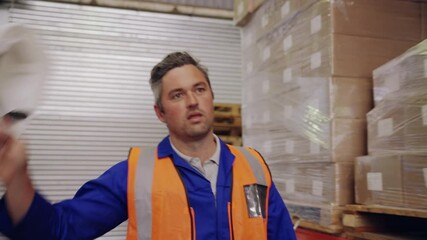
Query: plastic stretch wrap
355,155,404,207
273,162,354,205
242,0,421,79
243,76,368,163
367,88,427,154
364,26,427,211
424,3,427,39
373,39,427,105
241,0,425,225
355,154,427,209
242,0,421,47
403,155,427,209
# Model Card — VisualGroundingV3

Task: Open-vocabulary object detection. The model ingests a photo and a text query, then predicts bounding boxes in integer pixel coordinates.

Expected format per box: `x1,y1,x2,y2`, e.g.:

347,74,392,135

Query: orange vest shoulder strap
127,147,194,240
228,145,271,240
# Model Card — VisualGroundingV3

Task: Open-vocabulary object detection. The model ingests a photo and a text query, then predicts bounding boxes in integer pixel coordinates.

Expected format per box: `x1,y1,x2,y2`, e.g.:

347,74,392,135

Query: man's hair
149,52,213,110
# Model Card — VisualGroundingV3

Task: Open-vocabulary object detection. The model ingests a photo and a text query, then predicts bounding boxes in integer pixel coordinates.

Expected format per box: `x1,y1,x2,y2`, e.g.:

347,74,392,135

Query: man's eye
172,92,183,99
195,87,206,93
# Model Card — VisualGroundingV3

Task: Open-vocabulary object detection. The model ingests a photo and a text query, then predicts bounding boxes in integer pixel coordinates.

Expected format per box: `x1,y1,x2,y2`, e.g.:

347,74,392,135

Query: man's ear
154,104,166,123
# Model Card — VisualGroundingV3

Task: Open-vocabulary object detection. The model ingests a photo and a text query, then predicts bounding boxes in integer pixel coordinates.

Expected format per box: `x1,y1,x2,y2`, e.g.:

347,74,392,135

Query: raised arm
0,153,129,239
0,125,35,225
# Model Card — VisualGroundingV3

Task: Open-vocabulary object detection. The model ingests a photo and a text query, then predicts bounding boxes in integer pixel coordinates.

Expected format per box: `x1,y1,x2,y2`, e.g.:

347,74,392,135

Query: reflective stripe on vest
235,146,267,186
127,145,271,240
228,145,271,240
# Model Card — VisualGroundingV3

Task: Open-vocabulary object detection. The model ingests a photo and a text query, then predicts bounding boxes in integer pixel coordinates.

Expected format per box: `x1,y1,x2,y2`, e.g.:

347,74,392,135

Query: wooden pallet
218,135,242,146
213,116,241,128
213,103,241,127
213,103,242,136
293,218,343,235
345,204,427,219
213,125,242,137
287,201,344,235
343,204,427,240
214,103,241,117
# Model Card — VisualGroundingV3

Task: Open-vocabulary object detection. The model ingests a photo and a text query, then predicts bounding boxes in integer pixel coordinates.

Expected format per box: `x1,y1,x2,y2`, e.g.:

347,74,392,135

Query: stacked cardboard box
373,43,427,105
234,0,266,26
368,89,427,154
368,40,427,155
273,162,354,206
356,154,427,209
242,0,422,79
355,155,405,207
403,155,427,209
423,3,427,39
356,40,427,209
240,0,425,226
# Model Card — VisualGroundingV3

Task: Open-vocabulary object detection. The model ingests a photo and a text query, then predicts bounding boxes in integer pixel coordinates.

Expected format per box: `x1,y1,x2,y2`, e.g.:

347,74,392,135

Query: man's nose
186,91,198,108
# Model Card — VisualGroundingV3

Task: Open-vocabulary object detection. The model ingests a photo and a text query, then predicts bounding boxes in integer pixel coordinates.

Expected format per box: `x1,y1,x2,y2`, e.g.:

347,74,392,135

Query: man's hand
0,121,35,224
0,127,28,187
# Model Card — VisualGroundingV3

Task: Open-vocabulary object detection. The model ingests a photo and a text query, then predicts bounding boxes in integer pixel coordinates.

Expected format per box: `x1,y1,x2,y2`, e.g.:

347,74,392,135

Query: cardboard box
273,162,354,205
355,156,372,204
356,154,427,209
330,34,418,78
367,101,406,154
242,0,423,78
331,0,422,41
243,116,366,163
330,77,373,119
243,29,418,78
331,119,367,162
403,100,427,153
422,3,427,39
402,155,427,209
242,0,310,38
373,39,427,104
242,0,423,51
243,74,368,164
234,0,265,27
355,155,404,207
368,93,427,154
243,75,372,119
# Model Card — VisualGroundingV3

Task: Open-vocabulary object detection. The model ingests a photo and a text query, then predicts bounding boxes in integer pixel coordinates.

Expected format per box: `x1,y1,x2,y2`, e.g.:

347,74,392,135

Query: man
0,52,296,239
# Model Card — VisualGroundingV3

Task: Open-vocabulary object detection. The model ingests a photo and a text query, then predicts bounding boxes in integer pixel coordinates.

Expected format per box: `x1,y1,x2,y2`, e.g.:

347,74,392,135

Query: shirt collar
157,136,175,159
157,135,236,187
162,134,221,165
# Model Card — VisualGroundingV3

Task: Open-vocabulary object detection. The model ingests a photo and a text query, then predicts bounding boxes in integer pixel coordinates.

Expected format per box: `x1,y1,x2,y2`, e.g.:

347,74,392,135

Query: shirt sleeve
0,160,129,240
267,182,297,240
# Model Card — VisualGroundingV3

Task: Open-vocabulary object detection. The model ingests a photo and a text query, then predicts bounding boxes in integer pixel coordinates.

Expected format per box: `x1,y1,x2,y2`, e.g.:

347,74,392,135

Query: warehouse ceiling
3,0,235,19
141,0,233,10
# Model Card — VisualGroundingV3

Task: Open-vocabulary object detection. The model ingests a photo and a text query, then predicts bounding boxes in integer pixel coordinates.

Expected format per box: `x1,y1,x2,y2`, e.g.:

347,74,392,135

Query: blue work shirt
0,137,296,239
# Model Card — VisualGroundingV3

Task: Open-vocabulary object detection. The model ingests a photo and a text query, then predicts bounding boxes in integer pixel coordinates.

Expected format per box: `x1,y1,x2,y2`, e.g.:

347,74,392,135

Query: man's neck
170,133,217,163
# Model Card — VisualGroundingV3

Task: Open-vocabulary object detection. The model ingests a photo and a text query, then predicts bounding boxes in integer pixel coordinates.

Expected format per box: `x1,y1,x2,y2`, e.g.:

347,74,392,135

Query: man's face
154,64,214,141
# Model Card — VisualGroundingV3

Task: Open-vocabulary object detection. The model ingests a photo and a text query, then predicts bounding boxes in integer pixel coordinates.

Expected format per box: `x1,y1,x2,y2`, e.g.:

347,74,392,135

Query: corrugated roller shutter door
0,1,241,239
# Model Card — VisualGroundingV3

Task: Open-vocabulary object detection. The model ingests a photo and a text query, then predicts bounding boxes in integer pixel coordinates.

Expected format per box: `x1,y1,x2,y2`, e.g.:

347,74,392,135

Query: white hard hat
0,23,47,136
0,23,47,119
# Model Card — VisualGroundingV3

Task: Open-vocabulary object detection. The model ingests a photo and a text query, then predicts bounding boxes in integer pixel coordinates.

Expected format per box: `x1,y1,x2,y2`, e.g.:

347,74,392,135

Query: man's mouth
187,112,203,122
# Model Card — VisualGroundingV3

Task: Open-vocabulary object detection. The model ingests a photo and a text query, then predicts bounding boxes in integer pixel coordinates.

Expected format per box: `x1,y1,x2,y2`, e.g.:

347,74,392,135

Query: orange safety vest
126,145,272,240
